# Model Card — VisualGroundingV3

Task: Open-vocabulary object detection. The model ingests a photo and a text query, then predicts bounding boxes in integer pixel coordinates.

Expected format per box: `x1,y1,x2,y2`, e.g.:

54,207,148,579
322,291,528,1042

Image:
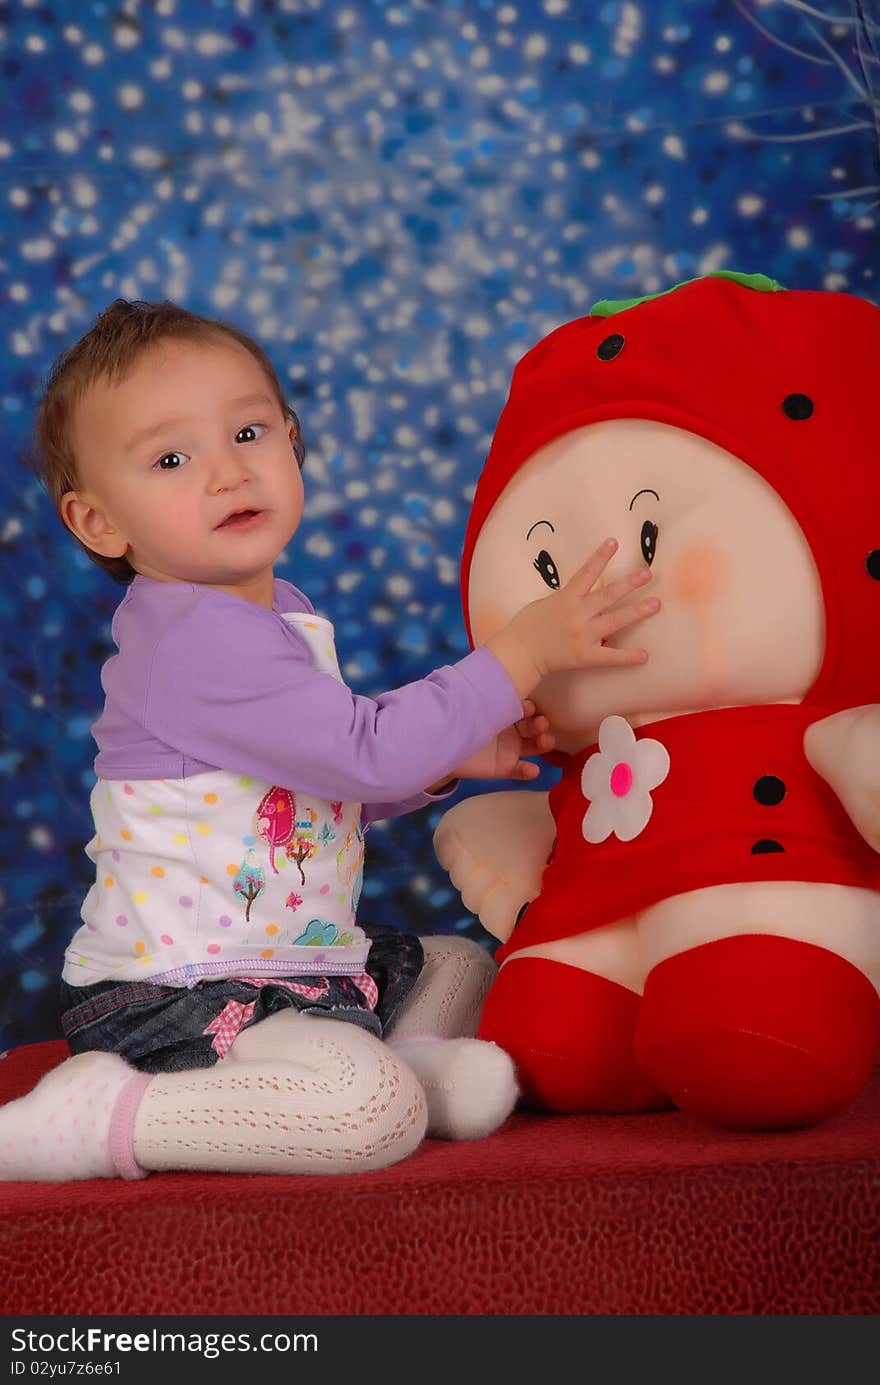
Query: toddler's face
62,335,305,604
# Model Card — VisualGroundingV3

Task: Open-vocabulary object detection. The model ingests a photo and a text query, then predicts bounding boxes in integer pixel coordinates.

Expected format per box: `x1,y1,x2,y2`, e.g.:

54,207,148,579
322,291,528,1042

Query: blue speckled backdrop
1,0,878,1050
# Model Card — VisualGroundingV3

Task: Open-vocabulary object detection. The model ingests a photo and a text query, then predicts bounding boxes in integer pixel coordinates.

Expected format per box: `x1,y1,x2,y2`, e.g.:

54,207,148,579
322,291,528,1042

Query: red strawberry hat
460,272,880,715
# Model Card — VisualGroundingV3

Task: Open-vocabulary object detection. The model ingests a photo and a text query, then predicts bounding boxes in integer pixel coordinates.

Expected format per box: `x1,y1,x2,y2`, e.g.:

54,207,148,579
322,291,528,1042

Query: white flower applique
581,716,671,844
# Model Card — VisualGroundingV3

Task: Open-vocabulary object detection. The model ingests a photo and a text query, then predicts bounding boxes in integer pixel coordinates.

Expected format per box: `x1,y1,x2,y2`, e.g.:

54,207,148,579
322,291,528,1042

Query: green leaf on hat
588,270,785,318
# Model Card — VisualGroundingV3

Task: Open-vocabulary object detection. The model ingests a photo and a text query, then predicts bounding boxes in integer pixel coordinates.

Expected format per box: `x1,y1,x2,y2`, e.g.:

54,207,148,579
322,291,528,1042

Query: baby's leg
133,1011,426,1174
383,936,518,1140
231,1003,517,1143
388,934,497,1040
0,1016,427,1181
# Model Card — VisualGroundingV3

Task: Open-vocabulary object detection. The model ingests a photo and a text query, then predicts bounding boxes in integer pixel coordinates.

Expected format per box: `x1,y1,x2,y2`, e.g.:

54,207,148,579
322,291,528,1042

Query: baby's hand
450,700,555,783
486,538,659,699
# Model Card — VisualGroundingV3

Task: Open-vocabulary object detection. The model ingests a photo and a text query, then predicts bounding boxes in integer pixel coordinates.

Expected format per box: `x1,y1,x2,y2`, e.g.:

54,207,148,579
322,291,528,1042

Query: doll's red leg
477,956,671,1113
635,934,880,1130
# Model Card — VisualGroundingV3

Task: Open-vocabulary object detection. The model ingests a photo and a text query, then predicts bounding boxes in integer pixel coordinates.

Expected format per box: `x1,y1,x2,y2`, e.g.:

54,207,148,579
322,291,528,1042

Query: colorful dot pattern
64,769,368,983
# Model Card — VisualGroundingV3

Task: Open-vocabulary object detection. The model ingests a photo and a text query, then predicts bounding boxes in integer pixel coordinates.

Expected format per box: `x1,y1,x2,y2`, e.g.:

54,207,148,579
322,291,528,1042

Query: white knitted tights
133,1012,427,1175
387,934,498,1040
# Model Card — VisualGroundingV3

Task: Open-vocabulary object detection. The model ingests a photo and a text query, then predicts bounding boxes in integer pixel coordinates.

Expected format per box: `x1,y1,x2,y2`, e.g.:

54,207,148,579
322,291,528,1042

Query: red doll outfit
464,274,880,1126
497,705,880,962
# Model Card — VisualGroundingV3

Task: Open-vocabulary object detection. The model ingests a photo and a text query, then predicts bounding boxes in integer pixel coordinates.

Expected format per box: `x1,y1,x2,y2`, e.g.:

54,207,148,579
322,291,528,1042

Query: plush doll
435,271,880,1131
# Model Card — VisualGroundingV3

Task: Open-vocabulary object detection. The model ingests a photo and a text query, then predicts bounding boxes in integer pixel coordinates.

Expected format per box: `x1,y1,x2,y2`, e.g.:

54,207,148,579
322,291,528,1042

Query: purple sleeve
142,602,523,803
362,779,460,826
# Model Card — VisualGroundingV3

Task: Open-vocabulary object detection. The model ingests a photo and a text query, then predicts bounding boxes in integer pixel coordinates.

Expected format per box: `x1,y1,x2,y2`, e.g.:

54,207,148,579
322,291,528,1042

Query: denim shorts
59,924,424,1075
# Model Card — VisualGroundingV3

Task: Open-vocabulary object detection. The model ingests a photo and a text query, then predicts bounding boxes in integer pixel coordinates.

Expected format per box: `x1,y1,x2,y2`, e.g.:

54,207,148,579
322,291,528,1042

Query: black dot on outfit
866,550,880,581
782,393,814,421
751,839,785,855
597,333,625,361
753,775,786,806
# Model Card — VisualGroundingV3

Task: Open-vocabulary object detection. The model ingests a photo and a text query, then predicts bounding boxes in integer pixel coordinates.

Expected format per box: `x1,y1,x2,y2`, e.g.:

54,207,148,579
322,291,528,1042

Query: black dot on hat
753,775,786,806
782,393,813,421
866,550,880,581
597,333,625,361
751,839,785,855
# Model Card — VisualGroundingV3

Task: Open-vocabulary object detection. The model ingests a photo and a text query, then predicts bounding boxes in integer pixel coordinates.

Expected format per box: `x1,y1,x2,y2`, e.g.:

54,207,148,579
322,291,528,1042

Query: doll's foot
388,1036,518,1140
635,934,880,1130
477,957,671,1114
0,1051,151,1182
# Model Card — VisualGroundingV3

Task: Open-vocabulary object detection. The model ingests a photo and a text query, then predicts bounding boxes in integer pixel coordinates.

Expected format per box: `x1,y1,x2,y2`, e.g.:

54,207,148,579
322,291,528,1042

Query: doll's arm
433,790,555,942
804,705,880,852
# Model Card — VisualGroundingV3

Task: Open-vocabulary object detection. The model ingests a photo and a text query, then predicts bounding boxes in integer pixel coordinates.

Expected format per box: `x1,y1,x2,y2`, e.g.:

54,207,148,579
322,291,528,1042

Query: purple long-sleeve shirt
92,574,522,814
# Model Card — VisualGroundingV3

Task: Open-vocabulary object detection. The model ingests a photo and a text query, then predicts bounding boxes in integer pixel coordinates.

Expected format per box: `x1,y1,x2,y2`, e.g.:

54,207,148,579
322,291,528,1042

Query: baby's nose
214,450,251,485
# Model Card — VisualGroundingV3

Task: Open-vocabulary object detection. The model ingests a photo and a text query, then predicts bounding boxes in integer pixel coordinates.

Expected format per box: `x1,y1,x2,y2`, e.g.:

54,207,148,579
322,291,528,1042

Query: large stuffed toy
435,271,880,1131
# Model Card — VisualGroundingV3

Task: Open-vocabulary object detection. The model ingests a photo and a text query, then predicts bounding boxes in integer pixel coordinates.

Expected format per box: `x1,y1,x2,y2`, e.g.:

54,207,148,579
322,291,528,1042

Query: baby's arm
363,700,553,823
143,603,524,804
361,781,460,827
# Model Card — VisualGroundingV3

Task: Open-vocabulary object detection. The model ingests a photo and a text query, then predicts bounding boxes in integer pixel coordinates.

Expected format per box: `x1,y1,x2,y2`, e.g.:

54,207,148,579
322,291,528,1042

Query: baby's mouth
217,509,263,528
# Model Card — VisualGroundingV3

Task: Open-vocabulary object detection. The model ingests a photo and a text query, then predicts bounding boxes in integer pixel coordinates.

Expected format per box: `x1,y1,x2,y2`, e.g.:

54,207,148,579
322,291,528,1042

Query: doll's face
468,419,824,740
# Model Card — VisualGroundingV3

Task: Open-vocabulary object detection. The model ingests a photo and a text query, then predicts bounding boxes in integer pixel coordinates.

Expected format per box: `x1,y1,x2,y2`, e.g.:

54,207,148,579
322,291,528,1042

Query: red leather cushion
1,1040,877,1315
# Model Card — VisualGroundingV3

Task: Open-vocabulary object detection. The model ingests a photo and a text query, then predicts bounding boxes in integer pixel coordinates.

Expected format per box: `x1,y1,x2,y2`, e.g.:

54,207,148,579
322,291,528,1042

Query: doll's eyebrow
628,489,660,511
526,520,555,541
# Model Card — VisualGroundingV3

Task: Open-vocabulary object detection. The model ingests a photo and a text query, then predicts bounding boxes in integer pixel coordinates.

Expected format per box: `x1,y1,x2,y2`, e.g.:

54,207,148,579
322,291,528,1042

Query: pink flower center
609,761,633,797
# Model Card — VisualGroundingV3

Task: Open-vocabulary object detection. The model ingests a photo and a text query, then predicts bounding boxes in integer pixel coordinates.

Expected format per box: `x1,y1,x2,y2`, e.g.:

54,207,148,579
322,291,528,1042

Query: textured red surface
1,1040,878,1316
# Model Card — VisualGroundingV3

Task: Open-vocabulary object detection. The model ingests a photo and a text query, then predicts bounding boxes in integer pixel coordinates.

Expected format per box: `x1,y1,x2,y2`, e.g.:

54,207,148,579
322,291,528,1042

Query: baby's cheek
470,598,506,646
668,543,728,610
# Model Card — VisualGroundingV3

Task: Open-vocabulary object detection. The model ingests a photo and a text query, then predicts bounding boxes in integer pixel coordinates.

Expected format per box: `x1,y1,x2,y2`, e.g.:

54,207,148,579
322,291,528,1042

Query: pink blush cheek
668,543,732,701
668,543,728,611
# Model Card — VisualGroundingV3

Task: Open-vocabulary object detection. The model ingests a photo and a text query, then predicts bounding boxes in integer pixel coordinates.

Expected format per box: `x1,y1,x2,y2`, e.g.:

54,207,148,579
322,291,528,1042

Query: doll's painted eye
533,549,560,589
640,520,658,566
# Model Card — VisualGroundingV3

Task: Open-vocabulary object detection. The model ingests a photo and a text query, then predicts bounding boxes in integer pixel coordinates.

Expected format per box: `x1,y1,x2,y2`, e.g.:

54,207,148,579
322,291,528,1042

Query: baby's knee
369,1047,428,1161
389,934,497,1041
419,933,498,1011
283,1019,429,1158
309,1032,428,1165
421,933,496,981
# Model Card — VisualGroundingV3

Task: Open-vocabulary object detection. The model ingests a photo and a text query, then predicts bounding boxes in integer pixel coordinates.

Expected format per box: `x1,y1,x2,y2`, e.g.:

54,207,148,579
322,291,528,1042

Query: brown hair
24,298,305,585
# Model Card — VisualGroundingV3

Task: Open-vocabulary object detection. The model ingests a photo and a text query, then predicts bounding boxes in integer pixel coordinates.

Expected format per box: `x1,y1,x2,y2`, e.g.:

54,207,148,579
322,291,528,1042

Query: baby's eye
640,520,658,566
533,549,561,589
236,423,267,443
153,451,189,472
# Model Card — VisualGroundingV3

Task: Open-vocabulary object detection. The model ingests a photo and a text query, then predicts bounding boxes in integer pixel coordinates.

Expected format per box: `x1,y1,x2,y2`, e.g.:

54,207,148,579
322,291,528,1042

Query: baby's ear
59,489,129,559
